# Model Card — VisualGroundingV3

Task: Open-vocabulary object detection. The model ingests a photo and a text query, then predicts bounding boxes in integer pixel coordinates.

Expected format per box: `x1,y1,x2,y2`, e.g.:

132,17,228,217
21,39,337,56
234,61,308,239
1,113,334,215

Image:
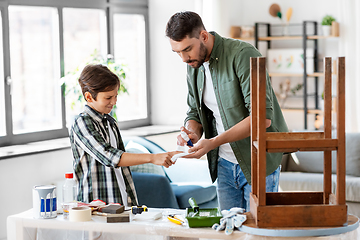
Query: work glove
212,207,247,235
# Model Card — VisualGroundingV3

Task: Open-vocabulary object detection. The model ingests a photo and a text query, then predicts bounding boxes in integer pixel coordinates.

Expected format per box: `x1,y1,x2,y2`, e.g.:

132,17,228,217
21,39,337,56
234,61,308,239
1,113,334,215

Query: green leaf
61,49,128,114
321,15,336,26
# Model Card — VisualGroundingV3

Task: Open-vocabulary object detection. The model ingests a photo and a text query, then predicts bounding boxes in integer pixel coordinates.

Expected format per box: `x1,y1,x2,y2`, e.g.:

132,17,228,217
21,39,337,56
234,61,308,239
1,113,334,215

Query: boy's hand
151,151,182,168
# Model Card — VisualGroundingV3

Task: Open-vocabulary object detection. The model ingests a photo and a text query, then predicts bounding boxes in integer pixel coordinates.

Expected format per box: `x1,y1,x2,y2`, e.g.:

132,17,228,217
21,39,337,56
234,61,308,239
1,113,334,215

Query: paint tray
186,207,222,227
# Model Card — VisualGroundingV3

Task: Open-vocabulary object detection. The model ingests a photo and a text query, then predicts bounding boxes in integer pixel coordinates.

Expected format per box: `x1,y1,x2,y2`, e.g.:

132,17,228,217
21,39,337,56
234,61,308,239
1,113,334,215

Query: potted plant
61,49,128,128
321,15,336,36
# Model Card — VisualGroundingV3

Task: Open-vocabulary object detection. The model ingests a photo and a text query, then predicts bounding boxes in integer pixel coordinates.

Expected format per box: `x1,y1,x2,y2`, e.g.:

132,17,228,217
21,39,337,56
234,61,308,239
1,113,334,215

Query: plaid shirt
69,105,138,206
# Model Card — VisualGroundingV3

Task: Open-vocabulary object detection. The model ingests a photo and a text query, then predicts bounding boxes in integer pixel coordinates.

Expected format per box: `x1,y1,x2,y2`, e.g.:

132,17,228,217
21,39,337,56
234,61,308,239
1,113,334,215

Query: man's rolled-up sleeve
236,47,274,121
184,72,201,125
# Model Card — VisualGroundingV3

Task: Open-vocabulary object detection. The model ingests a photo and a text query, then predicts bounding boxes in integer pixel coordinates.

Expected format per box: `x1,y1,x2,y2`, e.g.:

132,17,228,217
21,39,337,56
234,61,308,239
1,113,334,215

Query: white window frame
0,0,150,146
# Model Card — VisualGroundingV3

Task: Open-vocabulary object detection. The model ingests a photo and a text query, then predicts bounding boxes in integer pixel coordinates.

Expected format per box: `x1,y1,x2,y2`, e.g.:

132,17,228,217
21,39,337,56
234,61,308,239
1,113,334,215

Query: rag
212,207,247,235
171,145,191,163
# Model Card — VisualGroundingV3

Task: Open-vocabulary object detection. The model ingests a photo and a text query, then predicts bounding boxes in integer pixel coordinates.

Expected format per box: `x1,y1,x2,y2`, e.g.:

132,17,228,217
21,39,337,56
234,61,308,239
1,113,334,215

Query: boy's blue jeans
217,157,281,212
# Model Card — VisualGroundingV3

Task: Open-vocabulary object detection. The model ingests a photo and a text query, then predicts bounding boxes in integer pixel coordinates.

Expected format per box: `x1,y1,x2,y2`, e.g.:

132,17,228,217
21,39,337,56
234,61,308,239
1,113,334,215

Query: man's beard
187,42,208,69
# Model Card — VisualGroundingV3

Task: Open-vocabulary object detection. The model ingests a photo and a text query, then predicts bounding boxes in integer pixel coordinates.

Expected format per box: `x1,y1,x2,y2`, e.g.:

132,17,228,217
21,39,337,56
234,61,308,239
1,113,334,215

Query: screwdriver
167,215,184,225
131,205,148,214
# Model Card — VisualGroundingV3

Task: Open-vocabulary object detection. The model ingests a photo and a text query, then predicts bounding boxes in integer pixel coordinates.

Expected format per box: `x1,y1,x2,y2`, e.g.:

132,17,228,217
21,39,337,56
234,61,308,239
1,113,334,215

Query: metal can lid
33,185,56,190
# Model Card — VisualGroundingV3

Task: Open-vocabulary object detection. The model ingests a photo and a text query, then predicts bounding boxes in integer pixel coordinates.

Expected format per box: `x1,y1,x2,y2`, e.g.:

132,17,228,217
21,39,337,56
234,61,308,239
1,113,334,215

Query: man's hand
183,138,216,159
176,126,201,146
176,117,272,160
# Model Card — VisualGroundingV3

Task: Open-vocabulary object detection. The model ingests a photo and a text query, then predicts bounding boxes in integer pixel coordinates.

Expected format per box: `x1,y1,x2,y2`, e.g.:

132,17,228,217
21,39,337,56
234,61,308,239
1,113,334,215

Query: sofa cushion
280,172,330,192
286,152,335,173
171,183,217,209
164,159,213,183
286,133,360,177
344,175,360,202
345,133,360,177
280,172,360,202
126,140,166,177
280,153,290,171
132,172,179,208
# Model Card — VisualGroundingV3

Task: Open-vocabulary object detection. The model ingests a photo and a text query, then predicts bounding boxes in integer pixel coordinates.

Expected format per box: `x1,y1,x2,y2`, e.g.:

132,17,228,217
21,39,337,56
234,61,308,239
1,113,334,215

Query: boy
69,64,179,206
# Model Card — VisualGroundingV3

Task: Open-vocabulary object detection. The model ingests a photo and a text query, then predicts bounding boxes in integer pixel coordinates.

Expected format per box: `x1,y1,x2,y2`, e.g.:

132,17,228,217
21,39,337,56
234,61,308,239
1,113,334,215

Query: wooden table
7,209,360,240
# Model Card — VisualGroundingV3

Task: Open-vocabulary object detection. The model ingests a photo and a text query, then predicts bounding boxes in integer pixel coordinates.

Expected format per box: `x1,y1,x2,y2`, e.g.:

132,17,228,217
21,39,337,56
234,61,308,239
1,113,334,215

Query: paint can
33,185,57,219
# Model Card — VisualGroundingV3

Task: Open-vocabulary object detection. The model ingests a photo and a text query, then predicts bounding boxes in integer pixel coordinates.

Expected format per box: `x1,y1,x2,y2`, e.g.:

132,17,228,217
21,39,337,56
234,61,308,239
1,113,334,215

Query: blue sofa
123,136,218,209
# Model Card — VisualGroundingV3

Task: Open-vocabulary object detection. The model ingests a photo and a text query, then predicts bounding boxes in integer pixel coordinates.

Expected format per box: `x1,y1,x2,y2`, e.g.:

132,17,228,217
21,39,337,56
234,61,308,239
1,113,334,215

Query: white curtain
338,0,360,132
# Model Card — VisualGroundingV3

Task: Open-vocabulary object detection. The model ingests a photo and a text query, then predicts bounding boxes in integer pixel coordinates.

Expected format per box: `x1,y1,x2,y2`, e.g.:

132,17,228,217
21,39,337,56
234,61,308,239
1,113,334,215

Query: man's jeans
217,157,281,212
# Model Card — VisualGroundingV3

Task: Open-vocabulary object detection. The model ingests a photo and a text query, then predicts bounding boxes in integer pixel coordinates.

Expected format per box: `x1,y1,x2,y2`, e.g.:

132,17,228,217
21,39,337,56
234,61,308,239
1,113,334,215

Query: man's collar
208,31,221,63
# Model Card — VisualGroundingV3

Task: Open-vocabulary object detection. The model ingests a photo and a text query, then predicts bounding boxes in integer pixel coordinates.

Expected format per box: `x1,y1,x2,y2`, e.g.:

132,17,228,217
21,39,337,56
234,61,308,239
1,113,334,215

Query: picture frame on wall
267,48,314,74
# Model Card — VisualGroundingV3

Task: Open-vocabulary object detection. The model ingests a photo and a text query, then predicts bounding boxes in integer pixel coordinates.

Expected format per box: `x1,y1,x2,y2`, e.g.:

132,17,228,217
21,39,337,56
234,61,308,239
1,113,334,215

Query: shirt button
216,58,218,61
200,88,202,91
199,107,202,111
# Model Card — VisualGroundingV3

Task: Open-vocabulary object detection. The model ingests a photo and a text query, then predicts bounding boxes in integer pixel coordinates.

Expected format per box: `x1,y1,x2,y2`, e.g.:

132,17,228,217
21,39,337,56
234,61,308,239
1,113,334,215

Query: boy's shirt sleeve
72,115,123,168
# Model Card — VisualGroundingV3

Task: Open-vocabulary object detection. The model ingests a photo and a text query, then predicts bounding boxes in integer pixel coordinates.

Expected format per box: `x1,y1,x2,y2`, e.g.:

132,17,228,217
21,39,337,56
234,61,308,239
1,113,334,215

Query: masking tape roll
69,206,92,222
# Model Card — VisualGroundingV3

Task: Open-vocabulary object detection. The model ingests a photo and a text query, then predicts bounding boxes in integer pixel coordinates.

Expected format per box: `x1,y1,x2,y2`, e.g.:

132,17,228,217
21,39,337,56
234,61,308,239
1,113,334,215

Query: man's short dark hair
165,11,206,41
78,64,119,101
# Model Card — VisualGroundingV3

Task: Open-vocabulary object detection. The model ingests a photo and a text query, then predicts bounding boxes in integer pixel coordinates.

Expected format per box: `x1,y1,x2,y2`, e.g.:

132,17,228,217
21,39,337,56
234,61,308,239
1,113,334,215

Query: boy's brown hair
78,64,119,101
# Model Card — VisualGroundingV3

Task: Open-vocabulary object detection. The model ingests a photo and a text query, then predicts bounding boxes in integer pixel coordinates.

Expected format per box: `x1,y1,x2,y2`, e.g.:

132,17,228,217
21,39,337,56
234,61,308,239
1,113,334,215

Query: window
114,13,147,122
0,0,150,147
63,8,106,74
62,7,107,127
9,6,62,134
0,12,5,137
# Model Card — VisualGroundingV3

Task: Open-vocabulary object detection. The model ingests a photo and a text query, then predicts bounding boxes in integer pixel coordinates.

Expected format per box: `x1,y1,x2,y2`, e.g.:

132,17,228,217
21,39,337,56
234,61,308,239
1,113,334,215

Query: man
166,11,288,211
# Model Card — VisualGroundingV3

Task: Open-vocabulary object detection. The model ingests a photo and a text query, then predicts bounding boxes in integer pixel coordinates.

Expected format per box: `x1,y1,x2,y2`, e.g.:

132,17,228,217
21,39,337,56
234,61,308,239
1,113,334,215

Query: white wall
229,0,340,27
149,0,341,131
228,0,340,131
148,0,201,127
1,149,73,239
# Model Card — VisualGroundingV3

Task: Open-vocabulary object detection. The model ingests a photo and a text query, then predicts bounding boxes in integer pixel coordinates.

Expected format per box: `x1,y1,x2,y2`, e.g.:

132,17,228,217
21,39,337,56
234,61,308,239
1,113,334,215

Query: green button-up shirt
184,32,288,184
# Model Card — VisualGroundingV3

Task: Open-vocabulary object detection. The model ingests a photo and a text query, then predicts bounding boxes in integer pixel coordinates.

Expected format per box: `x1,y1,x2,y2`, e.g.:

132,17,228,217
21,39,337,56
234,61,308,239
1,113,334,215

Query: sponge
101,205,125,214
106,211,130,223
